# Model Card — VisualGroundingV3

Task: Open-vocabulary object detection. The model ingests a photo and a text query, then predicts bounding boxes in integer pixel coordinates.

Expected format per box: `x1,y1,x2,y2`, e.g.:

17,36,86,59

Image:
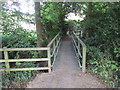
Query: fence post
53,41,56,61
3,47,10,73
56,35,59,54
47,47,51,73
82,47,86,73
58,36,60,51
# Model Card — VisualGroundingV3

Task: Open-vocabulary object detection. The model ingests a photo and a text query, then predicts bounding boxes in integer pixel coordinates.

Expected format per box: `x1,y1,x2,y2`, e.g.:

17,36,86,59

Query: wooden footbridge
0,31,86,73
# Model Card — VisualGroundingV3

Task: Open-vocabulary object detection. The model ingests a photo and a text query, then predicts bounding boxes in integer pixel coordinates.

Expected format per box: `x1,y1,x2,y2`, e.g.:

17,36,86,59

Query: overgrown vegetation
2,63,39,88
0,1,119,88
0,2,61,88
71,2,120,88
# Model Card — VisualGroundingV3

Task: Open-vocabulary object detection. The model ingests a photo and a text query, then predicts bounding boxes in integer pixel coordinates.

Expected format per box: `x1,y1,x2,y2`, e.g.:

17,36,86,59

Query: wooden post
54,39,56,53
82,47,86,73
56,36,59,53
56,36,60,56
47,47,51,73
3,47,10,73
53,41,56,61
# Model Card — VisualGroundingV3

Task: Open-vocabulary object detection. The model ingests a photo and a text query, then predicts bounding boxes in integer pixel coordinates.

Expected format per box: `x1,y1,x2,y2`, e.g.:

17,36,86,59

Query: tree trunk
35,2,42,47
86,2,92,37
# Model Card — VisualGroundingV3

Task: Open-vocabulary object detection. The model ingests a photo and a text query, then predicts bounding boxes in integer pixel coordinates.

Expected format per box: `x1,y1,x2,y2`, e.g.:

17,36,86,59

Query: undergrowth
87,46,120,88
2,62,40,88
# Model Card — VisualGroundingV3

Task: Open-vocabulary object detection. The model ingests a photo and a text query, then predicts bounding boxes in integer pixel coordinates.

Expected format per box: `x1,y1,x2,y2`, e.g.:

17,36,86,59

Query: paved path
27,36,104,88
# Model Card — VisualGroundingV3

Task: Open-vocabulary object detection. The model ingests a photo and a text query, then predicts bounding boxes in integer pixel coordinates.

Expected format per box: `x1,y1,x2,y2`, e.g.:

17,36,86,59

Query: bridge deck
27,36,104,88
53,36,80,73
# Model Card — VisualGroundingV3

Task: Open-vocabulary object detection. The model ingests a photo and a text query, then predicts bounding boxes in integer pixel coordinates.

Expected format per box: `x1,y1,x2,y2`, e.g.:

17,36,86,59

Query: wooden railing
47,33,61,68
0,33,61,73
0,47,51,73
72,31,86,73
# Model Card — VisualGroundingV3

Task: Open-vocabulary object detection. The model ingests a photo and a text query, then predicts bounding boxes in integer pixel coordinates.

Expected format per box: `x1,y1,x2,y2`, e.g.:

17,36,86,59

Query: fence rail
0,47,49,51
47,33,61,67
72,31,86,73
0,33,61,73
0,47,51,73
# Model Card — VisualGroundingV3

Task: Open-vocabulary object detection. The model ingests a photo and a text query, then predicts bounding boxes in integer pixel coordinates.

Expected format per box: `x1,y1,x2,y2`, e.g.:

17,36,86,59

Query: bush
2,62,39,88
87,46,120,88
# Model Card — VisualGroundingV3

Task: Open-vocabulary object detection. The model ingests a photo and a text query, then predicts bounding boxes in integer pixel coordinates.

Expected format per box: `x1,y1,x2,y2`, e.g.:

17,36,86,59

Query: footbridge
0,31,86,73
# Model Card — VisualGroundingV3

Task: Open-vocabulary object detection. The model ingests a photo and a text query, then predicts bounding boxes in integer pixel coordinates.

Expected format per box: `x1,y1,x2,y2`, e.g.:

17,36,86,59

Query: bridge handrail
72,31,86,73
73,32,86,48
47,33,60,47
0,32,61,73
47,33,61,67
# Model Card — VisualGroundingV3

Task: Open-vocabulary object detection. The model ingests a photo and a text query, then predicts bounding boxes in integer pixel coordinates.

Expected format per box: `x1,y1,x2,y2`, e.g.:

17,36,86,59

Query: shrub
87,46,119,88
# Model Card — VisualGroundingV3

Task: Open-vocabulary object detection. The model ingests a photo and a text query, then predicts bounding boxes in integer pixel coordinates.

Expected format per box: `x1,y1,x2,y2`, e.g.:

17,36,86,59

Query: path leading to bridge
27,36,105,88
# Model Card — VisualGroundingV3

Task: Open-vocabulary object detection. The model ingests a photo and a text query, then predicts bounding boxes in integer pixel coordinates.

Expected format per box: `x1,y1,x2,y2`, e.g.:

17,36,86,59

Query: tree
35,2,42,47
85,2,92,37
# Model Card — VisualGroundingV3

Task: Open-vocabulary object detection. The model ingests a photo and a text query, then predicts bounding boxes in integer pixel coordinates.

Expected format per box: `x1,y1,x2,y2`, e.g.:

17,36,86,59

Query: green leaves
78,3,120,88
15,62,21,67
114,48,120,58
2,70,39,88
87,46,119,88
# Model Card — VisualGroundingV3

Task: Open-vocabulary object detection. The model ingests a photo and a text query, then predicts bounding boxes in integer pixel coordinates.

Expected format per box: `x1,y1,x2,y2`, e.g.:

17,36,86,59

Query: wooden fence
0,33,61,73
72,31,86,73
